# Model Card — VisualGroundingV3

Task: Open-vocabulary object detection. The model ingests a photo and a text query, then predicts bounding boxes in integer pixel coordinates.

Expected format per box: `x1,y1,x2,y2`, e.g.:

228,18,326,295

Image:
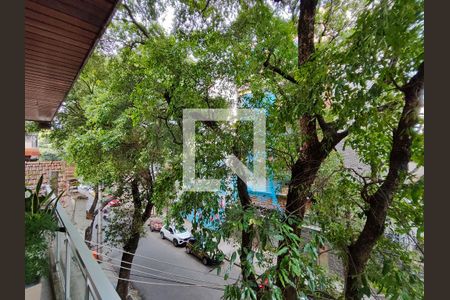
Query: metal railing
53,202,121,300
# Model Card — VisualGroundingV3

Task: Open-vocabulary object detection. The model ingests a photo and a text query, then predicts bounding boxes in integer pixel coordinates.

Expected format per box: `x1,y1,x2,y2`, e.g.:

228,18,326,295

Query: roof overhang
25,0,120,123
25,148,40,157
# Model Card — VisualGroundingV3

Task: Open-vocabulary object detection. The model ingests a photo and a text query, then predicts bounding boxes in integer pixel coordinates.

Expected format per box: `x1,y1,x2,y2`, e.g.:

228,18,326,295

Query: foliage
25,121,40,134
50,0,424,298
37,131,63,161
25,176,62,285
310,153,424,299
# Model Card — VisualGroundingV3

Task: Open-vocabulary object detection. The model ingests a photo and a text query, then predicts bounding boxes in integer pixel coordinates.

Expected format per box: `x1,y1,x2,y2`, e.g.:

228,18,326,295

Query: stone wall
24,161,69,201
248,197,346,279
302,227,345,278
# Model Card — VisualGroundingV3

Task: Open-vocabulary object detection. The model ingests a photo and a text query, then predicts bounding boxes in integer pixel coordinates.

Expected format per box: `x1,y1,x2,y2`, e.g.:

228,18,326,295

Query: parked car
185,237,224,265
102,198,121,221
257,271,270,291
160,225,192,247
149,218,163,232
102,198,120,213
105,198,120,207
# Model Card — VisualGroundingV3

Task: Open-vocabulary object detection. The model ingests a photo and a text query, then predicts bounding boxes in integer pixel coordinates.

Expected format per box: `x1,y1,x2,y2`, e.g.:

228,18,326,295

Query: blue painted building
185,92,286,229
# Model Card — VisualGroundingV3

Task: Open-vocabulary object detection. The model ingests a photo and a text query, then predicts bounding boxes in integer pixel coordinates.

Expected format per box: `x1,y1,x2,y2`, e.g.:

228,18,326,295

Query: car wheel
160,232,164,239
186,247,191,254
173,239,178,247
202,257,208,265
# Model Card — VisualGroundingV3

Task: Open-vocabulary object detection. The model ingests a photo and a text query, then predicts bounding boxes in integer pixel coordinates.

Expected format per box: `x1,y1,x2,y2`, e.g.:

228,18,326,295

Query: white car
160,225,193,247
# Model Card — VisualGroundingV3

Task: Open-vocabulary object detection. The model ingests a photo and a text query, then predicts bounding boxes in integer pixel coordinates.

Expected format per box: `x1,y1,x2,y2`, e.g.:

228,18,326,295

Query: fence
52,202,120,300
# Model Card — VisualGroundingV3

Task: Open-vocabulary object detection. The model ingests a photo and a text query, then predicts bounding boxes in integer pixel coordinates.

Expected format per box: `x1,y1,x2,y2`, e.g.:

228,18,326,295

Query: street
105,229,241,300
82,188,241,300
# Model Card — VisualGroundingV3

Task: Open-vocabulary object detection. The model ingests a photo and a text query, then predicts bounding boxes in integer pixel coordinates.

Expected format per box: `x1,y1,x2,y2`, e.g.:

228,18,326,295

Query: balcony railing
53,202,120,300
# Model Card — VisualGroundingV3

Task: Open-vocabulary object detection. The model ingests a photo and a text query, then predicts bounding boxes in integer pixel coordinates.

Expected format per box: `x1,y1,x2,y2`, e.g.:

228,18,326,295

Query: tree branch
200,0,211,15
318,0,335,44
141,168,154,223
268,146,295,167
122,3,150,39
345,62,424,298
316,114,349,153
371,62,424,204
263,52,298,84
157,115,182,145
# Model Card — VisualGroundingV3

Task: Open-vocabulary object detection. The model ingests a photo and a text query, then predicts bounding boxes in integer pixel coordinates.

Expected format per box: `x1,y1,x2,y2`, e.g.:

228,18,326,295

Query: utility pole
98,183,103,260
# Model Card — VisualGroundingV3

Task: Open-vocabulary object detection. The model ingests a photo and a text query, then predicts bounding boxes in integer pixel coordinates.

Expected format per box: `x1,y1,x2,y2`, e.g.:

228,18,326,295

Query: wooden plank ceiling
25,0,120,122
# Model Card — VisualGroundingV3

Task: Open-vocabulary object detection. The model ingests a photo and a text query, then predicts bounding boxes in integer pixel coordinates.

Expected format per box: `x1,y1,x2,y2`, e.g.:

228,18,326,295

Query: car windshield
174,226,187,233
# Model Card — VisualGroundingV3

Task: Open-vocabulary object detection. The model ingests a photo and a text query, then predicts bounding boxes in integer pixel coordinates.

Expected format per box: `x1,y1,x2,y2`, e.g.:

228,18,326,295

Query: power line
102,269,225,291
86,239,239,281
101,266,225,291
96,254,226,288
96,247,235,286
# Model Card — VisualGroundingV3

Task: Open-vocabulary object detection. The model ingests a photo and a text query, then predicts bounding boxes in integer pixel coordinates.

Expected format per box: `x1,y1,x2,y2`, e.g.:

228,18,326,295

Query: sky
157,4,175,34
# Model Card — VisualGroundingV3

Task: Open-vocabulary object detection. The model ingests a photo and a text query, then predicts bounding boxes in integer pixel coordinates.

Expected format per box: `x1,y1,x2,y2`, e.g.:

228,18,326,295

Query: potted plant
25,175,63,286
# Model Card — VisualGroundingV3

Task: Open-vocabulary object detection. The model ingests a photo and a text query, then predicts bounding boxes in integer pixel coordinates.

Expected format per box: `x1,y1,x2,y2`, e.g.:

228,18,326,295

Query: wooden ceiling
25,0,120,122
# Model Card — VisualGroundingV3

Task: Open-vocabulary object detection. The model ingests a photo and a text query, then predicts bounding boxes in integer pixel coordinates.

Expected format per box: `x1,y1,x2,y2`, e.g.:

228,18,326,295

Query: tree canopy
50,0,424,299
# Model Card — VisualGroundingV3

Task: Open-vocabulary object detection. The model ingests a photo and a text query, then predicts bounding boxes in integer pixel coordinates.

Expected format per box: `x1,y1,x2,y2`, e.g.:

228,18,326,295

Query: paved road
82,187,241,300
106,229,241,300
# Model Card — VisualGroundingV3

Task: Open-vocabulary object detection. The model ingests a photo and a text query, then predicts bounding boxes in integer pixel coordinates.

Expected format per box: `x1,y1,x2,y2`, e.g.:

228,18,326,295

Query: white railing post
55,203,120,300
64,238,71,300
85,277,91,300
55,230,60,265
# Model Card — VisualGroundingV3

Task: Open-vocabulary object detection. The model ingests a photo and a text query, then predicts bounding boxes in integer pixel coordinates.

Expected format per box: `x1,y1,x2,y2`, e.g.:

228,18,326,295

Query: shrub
25,176,62,285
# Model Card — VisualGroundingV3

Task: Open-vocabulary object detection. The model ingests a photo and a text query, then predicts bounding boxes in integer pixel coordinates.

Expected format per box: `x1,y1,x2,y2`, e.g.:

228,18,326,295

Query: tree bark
84,209,98,247
87,184,99,219
275,2,351,296
278,115,325,300
116,179,141,299
274,1,321,298
237,176,257,283
116,231,140,299
116,177,154,300
344,63,424,300
298,0,318,66
85,185,100,245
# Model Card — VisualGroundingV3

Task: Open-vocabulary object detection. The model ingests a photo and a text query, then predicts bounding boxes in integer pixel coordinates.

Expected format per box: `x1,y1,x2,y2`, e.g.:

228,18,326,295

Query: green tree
52,0,424,299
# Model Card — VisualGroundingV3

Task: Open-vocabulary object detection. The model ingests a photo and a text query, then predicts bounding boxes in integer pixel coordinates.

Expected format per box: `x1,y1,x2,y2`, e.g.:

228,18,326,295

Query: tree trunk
273,1,353,297
344,63,423,300
85,185,100,246
345,200,388,299
237,176,257,283
297,0,318,66
277,154,324,300
87,184,99,219
277,114,325,300
116,175,154,300
116,179,142,299
84,210,98,247
116,231,140,299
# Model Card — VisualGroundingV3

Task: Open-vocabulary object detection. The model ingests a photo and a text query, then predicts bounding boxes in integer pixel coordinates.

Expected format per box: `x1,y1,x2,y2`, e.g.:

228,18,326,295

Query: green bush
25,176,62,285
25,213,57,284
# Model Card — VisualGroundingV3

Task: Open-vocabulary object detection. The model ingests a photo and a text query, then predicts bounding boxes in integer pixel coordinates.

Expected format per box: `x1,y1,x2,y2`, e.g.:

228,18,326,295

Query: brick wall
24,161,69,200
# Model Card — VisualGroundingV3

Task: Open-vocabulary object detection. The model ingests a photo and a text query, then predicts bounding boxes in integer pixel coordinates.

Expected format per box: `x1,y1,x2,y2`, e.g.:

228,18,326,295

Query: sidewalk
183,220,277,276
62,187,142,300
25,277,54,300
